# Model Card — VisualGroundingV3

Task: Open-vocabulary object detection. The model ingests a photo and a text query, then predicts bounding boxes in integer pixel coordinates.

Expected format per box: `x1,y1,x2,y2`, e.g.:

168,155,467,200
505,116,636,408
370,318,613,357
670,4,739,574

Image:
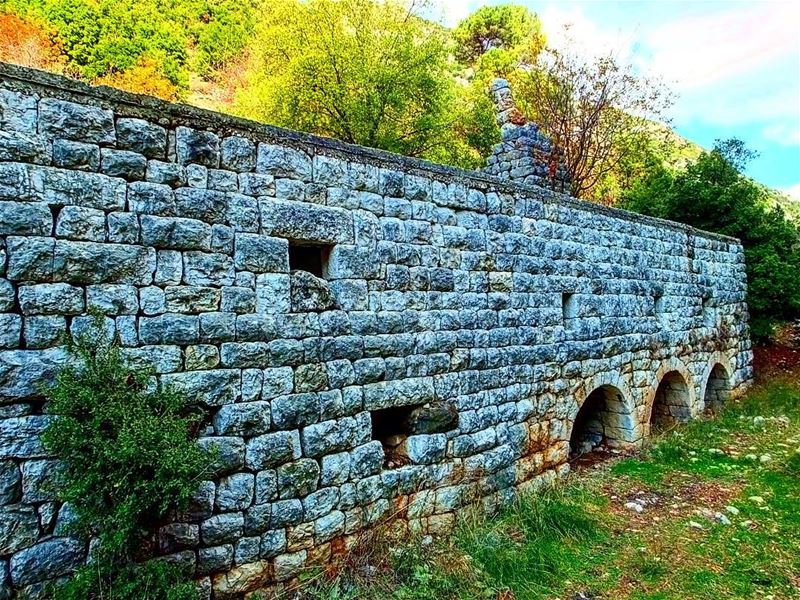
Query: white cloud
644,2,800,91
539,4,636,60
762,122,800,146
429,0,478,27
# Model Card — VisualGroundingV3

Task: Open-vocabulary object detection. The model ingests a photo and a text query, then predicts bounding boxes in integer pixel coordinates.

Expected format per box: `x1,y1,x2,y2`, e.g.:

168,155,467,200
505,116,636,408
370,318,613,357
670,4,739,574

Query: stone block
141,215,212,250
161,369,240,406
234,234,288,273
9,537,85,586
86,284,138,315
256,144,312,181
116,118,166,158
55,206,105,241
222,136,256,172
214,401,271,436
245,430,301,470
165,286,220,313
100,148,146,180
183,251,235,287
259,199,353,244
176,126,220,167
38,98,115,145
18,284,83,315
53,240,155,285
0,316,22,349
128,181,176,215
216,473,255,511
23,316,66,348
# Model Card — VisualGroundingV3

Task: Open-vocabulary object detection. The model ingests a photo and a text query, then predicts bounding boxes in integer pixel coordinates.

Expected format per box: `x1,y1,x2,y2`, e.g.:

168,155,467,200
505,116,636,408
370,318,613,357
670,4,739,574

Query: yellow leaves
94,57,179,101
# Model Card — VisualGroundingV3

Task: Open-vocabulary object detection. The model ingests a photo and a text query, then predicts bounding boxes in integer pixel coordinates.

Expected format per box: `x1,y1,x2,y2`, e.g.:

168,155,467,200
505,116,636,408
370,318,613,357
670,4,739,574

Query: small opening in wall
653,293,666,325
371,404,421,469
288,243,331,278
702,296,715,327
562,292,578,327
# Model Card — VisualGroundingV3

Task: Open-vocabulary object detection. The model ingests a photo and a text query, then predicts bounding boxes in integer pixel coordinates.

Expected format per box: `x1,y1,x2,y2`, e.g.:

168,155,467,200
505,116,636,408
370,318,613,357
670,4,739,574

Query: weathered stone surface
51,139,98,170
18,284,83,316
256,144,311,181
23,316,66,348
0,316,22,349
0,461,21,505
158,523,200,553
141,215,211,250
165,287,220,313
38,98,115,144
183,251,235,286
176,126,220,167
9,537,84,586
197,544,234,576
290,270,336,313
161,370,240,406
0,505,38,554
221,136,256,172
86,284,138,315
233,234,288,273
100,148,146,180
212,559,271,596
245,431,301,470
405,402,459,434
260,199,353,244
53,241,155,284
214,402,271,437
201,513,244,546
216,473,255,511
117,118,166,158
0,351,66,401
277,459,320,498
55,206,105,241
0,202,51,236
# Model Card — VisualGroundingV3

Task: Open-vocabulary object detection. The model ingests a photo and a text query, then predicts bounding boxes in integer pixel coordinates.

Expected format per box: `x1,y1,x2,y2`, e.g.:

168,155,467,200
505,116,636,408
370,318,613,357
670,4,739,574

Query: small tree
515,37,673,200
44,323,208,598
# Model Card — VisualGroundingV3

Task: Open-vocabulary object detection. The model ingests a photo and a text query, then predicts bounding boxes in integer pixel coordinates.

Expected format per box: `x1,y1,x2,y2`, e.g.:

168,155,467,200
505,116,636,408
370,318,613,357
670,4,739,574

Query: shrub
43,322,208,598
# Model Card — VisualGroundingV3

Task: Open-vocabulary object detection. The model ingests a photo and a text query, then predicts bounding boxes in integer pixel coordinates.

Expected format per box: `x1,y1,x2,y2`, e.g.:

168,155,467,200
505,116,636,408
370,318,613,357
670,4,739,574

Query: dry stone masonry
0,63,753,598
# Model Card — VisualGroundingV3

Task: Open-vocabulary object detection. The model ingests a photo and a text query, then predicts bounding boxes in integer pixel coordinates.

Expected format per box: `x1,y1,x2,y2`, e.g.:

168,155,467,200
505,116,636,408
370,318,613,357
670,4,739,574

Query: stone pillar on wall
483,78,571,193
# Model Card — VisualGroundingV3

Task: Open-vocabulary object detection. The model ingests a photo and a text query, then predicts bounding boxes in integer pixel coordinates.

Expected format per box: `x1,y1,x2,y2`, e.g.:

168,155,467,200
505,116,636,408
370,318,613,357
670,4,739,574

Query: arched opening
703,363,730,414
650,371,691,431
569,385,630,458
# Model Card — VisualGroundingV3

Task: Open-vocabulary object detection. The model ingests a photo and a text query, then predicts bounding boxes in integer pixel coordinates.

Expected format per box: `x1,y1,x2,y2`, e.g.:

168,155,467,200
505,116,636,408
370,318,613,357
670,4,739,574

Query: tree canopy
235,0,496,166
622,140,800,338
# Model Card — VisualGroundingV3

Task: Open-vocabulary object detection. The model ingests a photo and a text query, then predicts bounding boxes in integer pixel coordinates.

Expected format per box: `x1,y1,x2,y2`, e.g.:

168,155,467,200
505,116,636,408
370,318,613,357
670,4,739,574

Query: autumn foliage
0,12,63,70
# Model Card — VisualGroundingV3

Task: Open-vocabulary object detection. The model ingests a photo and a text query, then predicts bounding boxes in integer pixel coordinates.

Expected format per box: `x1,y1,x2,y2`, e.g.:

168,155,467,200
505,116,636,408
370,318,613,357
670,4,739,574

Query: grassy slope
293,372,800,600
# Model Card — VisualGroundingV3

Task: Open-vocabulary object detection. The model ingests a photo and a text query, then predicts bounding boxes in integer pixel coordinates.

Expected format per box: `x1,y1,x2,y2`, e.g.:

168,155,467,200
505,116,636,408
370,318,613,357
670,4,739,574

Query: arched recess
649,370,692,431
703,362,731,414
569,382,636,458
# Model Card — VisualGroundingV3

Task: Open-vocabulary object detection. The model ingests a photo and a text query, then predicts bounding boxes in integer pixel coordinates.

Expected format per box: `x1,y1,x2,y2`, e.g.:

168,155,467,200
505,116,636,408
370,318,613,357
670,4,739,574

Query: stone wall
0,62,753,599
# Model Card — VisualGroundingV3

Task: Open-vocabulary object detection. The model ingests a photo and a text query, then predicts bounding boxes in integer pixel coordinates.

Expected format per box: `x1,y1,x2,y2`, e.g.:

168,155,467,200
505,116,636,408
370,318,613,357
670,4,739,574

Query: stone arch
569,374,638,457
649,371,692,431
642,358,696,435
702,359,733,414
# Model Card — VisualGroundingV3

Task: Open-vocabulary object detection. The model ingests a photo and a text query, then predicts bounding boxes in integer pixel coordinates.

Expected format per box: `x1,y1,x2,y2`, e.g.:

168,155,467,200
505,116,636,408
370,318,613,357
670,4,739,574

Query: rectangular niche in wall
654,293,666,326
702,296,716,327
288,243,331,278
562,292,578,329
370,404,420,469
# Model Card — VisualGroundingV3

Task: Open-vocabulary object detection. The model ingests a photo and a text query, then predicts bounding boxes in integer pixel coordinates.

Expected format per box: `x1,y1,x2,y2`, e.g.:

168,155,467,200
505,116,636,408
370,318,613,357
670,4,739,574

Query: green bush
43,323,208,598
621,139,800,339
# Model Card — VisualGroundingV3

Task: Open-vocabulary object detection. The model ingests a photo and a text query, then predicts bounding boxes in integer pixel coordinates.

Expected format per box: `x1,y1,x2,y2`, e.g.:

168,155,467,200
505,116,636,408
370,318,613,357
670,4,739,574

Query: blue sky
434,0,800,198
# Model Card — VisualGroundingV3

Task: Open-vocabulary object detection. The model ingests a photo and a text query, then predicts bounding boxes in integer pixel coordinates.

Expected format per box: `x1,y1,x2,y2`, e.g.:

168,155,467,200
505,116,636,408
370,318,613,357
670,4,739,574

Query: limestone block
117,118,166,158
175,126,220,167
38,98,115,145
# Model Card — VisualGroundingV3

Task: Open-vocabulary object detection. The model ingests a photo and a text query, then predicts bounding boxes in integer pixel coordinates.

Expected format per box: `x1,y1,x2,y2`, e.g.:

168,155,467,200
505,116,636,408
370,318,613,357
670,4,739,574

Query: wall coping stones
0,61,737,245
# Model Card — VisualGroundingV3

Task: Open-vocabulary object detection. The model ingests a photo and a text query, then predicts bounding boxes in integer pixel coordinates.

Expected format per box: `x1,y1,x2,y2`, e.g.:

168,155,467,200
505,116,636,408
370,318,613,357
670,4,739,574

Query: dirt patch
753,345,800,381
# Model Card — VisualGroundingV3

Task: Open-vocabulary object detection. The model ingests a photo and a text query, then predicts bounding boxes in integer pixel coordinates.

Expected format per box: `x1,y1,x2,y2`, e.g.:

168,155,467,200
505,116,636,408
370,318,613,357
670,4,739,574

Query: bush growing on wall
43,322,208,598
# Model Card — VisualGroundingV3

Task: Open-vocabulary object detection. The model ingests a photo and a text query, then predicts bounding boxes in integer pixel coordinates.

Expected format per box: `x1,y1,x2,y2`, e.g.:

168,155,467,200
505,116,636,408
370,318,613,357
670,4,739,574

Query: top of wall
0,61,738,245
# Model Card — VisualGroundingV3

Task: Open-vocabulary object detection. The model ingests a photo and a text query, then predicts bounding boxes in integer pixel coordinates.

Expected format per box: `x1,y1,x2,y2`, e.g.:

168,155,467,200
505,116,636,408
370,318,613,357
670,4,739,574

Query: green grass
297,376,800,600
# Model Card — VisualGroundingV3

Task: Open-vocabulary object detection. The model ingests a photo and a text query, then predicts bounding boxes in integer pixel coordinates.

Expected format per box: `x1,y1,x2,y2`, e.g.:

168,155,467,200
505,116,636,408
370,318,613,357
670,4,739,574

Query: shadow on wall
704,363,731,415
570,361,735,460
569,384,630,458
650,370,692,431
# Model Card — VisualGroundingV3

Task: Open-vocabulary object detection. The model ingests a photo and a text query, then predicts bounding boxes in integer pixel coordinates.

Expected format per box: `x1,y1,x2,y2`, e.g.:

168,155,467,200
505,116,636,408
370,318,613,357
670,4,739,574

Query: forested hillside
1,0,797,335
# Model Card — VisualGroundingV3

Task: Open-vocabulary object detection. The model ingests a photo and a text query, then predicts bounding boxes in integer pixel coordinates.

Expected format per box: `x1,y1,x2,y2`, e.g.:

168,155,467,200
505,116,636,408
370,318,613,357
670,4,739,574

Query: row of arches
569,360,732,459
